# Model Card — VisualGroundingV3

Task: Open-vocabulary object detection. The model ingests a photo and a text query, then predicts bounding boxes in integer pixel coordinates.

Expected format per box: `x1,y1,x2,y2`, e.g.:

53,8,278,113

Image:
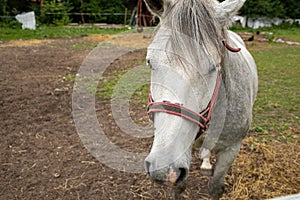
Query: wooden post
80,0,85,24
139,0,143,27
124,8,127,26
40,0,44,14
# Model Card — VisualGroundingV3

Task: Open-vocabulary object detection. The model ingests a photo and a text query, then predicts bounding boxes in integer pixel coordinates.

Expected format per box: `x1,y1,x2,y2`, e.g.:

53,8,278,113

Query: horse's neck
222,30,258,107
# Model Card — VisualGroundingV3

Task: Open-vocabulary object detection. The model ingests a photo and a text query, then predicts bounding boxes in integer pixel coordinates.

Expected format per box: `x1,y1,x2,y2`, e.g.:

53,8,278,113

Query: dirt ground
0,33,211,200
0,32,298,200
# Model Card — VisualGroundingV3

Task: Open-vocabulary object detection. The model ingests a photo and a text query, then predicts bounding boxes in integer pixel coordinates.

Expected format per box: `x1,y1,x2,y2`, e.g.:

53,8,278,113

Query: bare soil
0,35,210,200
1,32,298,200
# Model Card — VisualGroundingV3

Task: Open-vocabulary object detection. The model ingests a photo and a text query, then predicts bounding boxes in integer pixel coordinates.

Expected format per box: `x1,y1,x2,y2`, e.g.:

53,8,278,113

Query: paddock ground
0,31,299,200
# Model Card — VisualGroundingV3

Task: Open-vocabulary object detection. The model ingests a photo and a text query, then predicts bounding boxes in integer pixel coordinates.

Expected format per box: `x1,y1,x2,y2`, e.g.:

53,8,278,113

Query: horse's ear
213,0,246,26
144,0,164,17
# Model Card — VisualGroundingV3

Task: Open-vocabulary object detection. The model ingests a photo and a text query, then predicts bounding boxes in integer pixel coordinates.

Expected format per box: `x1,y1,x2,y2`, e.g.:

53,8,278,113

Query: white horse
144,0,258,199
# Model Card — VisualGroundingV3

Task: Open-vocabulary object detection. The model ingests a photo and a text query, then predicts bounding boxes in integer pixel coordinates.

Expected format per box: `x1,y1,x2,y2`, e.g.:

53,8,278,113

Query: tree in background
43,0,127,24
40,0,73,25
281,0,300,19
98,0,127,24
0,0,33,26
78,0,104,23
240,0,285,18
0,0,9,16
1,0,300,26
1,0,32,15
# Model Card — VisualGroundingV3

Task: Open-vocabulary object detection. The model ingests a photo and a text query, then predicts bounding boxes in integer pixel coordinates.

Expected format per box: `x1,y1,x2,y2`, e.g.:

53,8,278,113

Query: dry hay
0,34,110,48
222,137,300,200
0,33,150,48
82,34,111,42
0,39,55,47
106,33,153,49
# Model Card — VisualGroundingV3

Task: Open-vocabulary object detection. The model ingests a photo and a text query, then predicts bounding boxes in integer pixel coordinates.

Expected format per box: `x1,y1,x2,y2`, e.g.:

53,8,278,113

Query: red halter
147,39,240,140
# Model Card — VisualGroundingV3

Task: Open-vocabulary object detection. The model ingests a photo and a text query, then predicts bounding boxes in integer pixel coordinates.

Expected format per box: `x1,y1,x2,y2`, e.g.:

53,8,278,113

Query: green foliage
239,0,300,19
0,17,21,29
0,0,9,16
48,0,127,24
0,0,37,26
0,0,127,25
98,0,127,24
0,0,31,16
41,0,73,25
1,0,300,27
240,0,285,18
281,0,300,19
78,0,103,23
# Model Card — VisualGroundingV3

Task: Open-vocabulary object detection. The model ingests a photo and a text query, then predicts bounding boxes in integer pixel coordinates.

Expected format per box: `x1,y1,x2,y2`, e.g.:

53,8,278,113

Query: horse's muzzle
145,161,188,185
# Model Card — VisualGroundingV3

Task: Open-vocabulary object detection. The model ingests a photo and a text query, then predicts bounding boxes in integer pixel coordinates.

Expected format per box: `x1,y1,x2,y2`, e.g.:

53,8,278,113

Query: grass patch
270,27,300,42
0,25,127,41
251,45,300,141
230,24,300,42
97,68,129,101
96,51,149,103
97,68,150,103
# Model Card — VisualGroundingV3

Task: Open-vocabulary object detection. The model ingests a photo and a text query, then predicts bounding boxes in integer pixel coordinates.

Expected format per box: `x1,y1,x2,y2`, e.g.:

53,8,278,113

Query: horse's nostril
176,168,187,183
144,160,151,173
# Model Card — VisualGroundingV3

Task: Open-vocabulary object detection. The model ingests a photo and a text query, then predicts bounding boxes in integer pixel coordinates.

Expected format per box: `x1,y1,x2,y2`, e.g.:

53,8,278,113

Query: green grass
262,24,300,42
250,45,300,141
0,25,127,41
230,24,300,42
259,26,300,42
96,57,149,102
97,69,129,100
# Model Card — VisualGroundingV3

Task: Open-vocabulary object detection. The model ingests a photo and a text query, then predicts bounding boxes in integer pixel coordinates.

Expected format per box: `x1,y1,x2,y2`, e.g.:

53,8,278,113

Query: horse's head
144,0,246,185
